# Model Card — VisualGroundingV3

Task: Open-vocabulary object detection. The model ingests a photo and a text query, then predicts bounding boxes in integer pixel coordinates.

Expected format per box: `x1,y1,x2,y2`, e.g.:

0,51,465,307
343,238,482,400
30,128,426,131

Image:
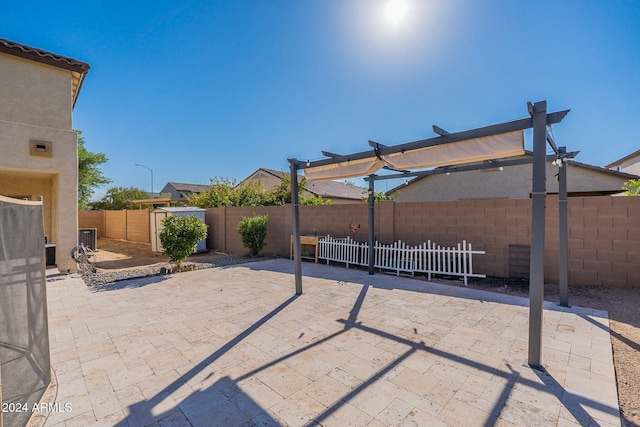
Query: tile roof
0,38,90,72
0,38,90,107
165,182,210,193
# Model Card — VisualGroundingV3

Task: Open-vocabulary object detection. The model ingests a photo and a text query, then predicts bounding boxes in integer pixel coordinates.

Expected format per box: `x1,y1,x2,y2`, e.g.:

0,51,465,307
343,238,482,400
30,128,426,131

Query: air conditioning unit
78,228,98,250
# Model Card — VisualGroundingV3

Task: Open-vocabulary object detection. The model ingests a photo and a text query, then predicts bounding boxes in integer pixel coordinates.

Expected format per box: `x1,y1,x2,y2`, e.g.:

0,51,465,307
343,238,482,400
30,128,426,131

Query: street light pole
134,163,154,198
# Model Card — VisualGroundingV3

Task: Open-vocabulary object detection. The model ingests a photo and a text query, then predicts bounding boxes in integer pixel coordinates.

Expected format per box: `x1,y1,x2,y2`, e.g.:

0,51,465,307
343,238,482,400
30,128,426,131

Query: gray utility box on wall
150,207,207,253
78,228,97,250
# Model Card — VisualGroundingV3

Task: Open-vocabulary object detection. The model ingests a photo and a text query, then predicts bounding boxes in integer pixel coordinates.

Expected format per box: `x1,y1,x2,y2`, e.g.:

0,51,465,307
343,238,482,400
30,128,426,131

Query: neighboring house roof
304,180,367,200
242,168,367,200
386,151,639,195
606,149,640,169
0,38,90,107
163,182,210,194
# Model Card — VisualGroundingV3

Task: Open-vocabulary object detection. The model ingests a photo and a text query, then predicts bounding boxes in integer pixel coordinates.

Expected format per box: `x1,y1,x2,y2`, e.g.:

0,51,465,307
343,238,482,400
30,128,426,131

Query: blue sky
3,0,639,198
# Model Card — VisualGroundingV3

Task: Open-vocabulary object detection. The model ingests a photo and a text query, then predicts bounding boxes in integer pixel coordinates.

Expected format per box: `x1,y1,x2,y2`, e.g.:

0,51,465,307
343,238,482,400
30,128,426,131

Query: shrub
159,215,208,271
623,179,640,196
237,214,268,257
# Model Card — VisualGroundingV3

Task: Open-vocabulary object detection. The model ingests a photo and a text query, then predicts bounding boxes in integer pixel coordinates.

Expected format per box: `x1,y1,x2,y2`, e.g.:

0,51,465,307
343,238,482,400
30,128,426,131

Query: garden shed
150,207,207,253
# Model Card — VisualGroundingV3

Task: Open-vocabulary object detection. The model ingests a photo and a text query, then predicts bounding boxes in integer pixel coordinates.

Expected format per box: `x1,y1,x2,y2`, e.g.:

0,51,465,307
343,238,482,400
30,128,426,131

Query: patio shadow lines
93,261,617,426
581,313,640,353
332,318,618,425
114,293,299,426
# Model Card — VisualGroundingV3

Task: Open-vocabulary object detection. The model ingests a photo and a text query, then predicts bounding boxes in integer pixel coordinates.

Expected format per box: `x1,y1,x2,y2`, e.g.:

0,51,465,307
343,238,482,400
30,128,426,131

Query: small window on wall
30,140,52,158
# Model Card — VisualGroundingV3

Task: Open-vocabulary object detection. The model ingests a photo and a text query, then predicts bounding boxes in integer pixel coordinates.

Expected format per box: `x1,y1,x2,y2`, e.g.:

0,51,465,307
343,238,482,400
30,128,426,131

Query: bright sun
385,0,408,28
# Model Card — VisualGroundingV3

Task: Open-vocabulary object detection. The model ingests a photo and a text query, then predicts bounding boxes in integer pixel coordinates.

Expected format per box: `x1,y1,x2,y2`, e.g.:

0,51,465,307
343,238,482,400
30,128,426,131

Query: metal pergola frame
288,100,571,368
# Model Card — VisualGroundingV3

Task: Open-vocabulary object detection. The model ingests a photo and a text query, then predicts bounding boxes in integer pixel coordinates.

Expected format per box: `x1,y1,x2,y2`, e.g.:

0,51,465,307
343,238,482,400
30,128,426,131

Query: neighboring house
388,152,639,202
160,182,209,201
606,149,640,176
241,168,367,204
0,39,90,272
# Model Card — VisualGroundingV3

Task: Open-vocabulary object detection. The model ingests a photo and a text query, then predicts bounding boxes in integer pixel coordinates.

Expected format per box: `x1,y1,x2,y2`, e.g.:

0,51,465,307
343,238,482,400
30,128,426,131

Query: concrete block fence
79,196,640,288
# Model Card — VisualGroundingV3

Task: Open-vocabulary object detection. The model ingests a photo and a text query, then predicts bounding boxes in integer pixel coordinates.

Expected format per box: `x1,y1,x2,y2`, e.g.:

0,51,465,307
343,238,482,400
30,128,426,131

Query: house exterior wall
0,54,72,130
394,161,630,202
243,171,282,190
0,120,78,272
0,50,80,273
160,184,179,199
617,156,640,176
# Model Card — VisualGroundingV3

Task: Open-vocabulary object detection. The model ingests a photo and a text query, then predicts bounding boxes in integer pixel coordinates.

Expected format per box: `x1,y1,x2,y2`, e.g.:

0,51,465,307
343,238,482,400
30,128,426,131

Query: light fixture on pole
134,163,154,198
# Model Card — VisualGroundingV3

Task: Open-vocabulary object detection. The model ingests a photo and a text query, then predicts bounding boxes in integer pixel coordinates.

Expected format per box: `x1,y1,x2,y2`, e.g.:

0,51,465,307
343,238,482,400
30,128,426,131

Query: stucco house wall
393,159,636,202
0,40,89,272
607,150,640,176
160,182,209,200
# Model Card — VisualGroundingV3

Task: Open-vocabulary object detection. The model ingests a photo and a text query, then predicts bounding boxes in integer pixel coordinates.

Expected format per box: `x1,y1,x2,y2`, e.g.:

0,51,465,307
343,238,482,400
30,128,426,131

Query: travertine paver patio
38,259,620,426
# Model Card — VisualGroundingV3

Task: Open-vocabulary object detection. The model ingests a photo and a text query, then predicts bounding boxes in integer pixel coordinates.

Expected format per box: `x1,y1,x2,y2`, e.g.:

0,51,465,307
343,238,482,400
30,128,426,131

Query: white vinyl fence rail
318,236,486,285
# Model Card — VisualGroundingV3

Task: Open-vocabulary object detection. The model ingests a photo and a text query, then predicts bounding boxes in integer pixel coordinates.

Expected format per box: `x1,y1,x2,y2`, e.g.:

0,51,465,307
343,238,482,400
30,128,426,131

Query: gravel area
81,254,270,287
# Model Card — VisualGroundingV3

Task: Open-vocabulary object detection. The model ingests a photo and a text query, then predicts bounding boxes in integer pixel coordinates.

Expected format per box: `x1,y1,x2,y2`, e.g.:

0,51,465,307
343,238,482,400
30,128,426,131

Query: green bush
159,215,208,270
237,214,268,257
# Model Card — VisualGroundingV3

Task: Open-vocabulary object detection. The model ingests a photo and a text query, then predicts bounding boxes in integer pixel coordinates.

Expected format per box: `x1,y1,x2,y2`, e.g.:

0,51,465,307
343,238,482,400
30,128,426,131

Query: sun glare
385,0,408,28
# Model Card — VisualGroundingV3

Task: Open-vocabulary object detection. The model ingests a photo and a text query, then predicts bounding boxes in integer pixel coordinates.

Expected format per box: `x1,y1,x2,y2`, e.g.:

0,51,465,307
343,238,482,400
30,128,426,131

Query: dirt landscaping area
92,238,233,271
88,238,639,426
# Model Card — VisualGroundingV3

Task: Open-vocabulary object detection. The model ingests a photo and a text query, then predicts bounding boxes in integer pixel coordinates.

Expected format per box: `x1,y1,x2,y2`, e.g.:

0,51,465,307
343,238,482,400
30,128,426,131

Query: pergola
288,100,573,368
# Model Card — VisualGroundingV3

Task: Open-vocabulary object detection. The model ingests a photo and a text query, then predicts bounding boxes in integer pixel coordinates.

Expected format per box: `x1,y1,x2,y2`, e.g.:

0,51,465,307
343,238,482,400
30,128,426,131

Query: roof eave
0,38,90,109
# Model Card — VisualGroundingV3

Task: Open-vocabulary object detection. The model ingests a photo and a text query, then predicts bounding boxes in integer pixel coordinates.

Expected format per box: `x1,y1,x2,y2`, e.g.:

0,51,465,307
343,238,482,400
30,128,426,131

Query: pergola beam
288,100,570,370
321,151,343,158
546,129,559,154
363,152,578,182
432,125,450,136
290,110,570,170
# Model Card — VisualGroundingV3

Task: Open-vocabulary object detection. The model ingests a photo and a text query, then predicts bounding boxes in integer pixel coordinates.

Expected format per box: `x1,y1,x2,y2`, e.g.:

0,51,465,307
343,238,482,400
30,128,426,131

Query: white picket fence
318,236,485,285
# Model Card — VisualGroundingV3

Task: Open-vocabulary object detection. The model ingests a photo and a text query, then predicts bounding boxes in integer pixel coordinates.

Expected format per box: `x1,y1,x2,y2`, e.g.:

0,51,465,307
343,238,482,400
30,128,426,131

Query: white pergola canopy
288,101,571,368
305,130,525,181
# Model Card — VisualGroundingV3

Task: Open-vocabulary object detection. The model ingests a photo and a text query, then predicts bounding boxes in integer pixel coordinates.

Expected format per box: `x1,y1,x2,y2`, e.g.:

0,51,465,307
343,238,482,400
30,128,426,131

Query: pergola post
290,161,303,295
368,176,375,275
528,100,547,368
558,146,569,307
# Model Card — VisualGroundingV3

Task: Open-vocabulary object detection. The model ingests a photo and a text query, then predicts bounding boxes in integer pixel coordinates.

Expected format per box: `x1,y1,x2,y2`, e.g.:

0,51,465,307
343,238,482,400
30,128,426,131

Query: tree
266,172,332,206
187,177,270,208
187,173,333,208
237,214,268,257
622,179,640,196
91,186,149,210
77,130,110,210
361,191,399,203
159,215,208,271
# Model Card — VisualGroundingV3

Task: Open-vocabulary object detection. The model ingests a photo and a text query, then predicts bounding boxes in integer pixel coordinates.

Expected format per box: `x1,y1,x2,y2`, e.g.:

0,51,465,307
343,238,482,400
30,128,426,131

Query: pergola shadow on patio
289,100,575,369
42,259,620,426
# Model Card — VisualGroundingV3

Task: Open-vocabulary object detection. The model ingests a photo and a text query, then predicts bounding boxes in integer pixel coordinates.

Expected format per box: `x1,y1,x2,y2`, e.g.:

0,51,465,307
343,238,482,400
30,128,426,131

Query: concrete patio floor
37,259,620,426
